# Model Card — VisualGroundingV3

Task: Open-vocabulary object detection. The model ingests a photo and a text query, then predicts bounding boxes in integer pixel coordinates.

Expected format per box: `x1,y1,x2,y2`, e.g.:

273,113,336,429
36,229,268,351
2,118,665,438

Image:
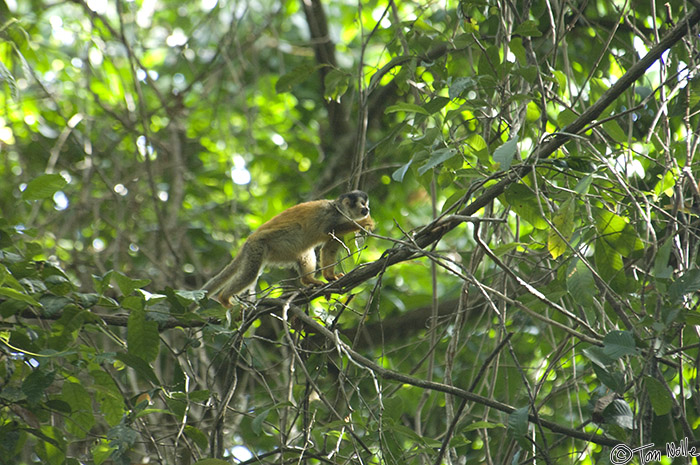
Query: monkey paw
323,272,344,282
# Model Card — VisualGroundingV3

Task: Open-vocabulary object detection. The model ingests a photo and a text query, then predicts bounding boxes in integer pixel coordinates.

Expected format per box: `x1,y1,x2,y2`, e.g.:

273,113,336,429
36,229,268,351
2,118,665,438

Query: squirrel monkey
203,190,374,305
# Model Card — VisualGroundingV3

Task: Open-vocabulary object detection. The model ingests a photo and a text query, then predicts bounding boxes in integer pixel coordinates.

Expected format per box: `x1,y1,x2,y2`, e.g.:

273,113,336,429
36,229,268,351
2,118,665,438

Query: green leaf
552,70,567,89
63,381,96,439
172,289,206,303
513,20,542,37
392,158,413,182
465,133,489,165
121,295,144,312
653,170,676,198
113,272,150,296
668,270,689,304
91,370,126,426
22,174,67,201
251,407,271,435
92,440,116,465
189,390,211,403
603,398,634,429
0,286,40,306
449,76,475,99
275,64,322,93
644,376,672,416
417,148,458,175
423,96,450,115
40,295,72,316
368,55,413,90
92,271,114,295
507,406,529,439
184,425,209,450
22,368,55,405
591,363,625,393
602,330,638,360
49,305,86,349
592,208,643,256
127,308,160,363
653,239,673,279
324,68,350,102
508,38,527,65
386,102,430,115
492,136,519,170
574,174,593,195
478,45,501,78
557,109,578,128
566,258,595,306
45,399,72,414
602,120,626,144
594,239,631,294
669,269,700,303
0,58,18,99
106,423,139,459
583,346,615,368
502,184,549,229
115,352,160,385
566,156,595,172
548,198,575,259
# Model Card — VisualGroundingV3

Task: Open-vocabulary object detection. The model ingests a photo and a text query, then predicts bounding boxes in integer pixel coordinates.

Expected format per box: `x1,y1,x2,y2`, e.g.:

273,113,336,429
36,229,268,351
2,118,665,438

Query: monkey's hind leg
218,244,265,303
297,249,324,286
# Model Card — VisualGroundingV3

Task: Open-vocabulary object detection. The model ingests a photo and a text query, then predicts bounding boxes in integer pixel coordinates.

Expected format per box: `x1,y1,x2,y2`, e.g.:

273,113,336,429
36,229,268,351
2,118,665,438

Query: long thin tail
202,254,242,296
203,242,264,302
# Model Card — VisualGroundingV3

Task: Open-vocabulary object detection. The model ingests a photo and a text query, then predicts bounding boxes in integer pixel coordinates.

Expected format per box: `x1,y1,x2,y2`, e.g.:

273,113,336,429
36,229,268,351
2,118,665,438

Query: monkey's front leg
320,239,344,282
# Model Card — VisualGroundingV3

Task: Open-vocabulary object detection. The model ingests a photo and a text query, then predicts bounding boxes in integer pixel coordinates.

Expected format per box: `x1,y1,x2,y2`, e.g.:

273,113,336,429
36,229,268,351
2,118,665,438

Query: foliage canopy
2,0,700,464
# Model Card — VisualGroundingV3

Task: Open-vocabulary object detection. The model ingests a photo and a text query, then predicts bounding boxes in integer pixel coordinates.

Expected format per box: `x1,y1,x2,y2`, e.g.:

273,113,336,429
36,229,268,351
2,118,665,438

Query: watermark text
610,438,699,465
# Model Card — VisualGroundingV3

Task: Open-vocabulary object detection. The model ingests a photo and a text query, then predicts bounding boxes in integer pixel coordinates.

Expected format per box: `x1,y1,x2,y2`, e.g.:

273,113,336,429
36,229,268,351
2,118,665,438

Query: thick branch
300,0,349,146
321,5,700,296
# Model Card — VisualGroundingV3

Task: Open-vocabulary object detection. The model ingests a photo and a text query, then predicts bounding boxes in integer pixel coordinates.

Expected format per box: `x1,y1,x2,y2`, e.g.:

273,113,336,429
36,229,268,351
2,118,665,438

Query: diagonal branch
310,5,700,299
285,301,620,447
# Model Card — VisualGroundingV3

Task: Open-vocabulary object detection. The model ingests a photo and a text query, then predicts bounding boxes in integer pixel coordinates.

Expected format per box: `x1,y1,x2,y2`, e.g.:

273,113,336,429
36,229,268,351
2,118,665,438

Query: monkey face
338,190,371,220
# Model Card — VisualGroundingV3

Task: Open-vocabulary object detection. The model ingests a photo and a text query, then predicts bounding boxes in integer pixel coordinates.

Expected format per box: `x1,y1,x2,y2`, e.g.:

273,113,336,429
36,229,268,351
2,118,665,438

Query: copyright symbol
610,444,633,465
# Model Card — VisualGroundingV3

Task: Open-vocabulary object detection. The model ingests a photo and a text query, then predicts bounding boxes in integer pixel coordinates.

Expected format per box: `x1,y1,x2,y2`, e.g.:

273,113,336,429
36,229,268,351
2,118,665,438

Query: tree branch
285,301,620,447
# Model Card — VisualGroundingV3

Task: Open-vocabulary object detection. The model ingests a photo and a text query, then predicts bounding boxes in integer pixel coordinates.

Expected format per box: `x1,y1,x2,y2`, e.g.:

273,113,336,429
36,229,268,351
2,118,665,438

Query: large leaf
492,136,519,170
275,64,323,93
548,198,575,259
507,406,529,439
502,183,549,229
386,102,429,115
669,269,700,303
601,330,639,360
644,376,672,416
127,308,160,363
63,381,96,439
22,368,56,405
114,272,150,297
592,208,644,256
566,258,595,306
115,352,160,385
417,148,458,175
603,398,634,430
0,286,40,306
594,239,628,292
392,158,413,182
22,174,66,201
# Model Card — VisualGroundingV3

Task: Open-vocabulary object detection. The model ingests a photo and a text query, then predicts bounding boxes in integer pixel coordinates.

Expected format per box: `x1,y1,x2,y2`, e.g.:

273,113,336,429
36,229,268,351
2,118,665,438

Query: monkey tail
203,242,264,303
